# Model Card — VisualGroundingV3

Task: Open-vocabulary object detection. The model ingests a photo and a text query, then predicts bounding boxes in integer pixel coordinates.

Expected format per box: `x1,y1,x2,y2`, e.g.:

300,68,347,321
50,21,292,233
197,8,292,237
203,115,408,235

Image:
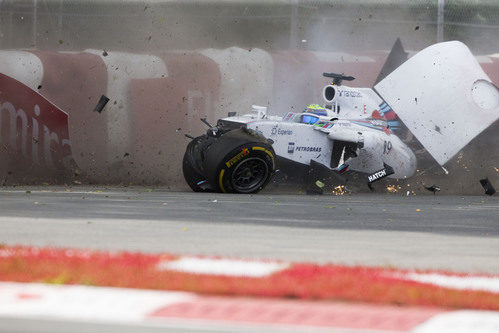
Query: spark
331,185,347,195
386,185,402,193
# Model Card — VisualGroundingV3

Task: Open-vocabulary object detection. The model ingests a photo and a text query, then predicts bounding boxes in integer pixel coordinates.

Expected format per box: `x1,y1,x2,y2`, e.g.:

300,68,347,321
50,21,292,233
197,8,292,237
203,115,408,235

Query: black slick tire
182,136,212,192
202,129,276,193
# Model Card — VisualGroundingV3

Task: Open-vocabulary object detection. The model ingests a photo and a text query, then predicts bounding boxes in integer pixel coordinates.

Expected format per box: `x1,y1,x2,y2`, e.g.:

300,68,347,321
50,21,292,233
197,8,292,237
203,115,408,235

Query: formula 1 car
183,41,498,193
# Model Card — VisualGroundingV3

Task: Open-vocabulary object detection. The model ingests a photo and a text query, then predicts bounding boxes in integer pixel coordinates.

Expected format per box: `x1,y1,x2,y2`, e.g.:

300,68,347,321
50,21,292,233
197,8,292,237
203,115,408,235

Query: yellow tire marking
218,169,226,193
252,147,275,169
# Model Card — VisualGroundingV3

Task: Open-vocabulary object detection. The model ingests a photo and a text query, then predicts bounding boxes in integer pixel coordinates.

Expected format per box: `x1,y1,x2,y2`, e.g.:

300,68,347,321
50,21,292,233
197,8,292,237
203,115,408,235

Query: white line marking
402,273,499,293
412,310,499,333
0,282,195,322
157,257,289,277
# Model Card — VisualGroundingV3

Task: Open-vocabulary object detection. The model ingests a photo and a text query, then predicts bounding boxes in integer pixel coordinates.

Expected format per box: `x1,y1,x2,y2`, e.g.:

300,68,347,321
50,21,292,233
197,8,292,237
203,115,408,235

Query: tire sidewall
182,136,211,192
215,143,275,193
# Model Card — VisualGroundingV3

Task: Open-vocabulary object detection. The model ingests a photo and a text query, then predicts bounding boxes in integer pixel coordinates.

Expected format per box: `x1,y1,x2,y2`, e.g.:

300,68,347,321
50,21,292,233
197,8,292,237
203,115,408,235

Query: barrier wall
0,47,275,184
0,0,498,190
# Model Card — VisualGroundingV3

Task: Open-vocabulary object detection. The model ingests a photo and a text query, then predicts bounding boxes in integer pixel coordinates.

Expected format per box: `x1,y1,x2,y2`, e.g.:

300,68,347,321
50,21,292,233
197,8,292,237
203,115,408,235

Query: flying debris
479,178,496,196
93,95,110,113
424,185,441,195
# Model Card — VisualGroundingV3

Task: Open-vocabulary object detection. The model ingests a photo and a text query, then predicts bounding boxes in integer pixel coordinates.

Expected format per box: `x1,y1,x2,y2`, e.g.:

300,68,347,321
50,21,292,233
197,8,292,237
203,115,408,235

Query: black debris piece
102,50,108,57
37,85,42,90
415,26,420,30
479,178,496,196
228,111,237,117
93,95,110,113
123,152,130,158
425,185,441,195
200,118,213,128
185,134,195,140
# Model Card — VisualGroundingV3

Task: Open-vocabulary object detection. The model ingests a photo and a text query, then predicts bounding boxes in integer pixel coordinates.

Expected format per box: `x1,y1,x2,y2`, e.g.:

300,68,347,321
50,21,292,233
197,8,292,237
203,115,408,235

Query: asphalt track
0,186,498,273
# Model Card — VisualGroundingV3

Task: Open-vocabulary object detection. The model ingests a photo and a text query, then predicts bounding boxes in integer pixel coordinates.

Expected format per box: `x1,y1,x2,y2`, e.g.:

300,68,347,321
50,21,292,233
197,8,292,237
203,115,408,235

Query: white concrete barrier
200,47,274,119
0,51,44,90
129,47,274,185
84,50,168,171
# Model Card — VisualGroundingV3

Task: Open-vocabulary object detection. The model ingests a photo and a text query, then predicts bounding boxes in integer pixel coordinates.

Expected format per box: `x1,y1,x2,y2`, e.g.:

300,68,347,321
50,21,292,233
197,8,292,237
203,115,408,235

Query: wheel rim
231,157,269,193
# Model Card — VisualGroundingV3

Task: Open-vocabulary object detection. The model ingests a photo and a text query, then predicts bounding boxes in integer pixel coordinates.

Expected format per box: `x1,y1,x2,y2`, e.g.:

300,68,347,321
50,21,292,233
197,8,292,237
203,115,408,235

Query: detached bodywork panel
375,41,499,166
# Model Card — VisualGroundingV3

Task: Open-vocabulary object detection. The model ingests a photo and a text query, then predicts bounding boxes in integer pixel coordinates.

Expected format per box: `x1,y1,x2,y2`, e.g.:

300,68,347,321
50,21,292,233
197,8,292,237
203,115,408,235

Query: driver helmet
303,104,327,116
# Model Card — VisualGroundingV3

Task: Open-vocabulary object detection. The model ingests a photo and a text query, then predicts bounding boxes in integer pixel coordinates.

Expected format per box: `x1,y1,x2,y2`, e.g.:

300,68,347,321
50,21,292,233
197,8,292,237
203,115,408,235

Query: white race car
183,41,498,193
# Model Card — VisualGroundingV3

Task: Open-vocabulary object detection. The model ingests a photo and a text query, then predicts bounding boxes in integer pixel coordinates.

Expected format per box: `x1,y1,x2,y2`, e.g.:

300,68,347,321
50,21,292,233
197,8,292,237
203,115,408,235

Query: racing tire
203,129,276,193
182,136,213,192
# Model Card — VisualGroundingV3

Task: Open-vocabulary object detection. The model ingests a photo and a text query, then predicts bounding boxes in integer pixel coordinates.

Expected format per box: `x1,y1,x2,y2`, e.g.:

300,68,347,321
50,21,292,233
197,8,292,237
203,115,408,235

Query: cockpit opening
299,114,319,125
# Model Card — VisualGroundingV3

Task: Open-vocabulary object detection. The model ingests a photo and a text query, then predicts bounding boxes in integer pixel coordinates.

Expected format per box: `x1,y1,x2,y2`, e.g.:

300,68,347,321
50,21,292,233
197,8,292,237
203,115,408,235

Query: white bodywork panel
323,120,416,178
375,41,499,166
227,109,416,179
323,85,384,119
247,120,333,168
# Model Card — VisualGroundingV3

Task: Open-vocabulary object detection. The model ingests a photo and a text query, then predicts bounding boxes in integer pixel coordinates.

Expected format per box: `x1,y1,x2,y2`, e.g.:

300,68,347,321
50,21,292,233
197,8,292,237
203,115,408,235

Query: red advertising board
0,73,72,177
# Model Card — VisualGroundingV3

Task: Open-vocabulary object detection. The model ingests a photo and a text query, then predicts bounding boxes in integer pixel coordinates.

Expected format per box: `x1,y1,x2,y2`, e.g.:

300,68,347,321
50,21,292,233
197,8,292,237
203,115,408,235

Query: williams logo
288,142,295,154
271,125,293,136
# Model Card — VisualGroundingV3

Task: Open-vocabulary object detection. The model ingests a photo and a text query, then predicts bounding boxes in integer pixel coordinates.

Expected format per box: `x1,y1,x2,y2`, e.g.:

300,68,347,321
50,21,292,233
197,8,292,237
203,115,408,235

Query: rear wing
374,41,498,166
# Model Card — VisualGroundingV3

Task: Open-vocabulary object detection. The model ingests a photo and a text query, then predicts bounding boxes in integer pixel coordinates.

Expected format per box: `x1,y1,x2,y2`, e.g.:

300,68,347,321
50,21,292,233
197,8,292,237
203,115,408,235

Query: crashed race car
183,41,499,193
